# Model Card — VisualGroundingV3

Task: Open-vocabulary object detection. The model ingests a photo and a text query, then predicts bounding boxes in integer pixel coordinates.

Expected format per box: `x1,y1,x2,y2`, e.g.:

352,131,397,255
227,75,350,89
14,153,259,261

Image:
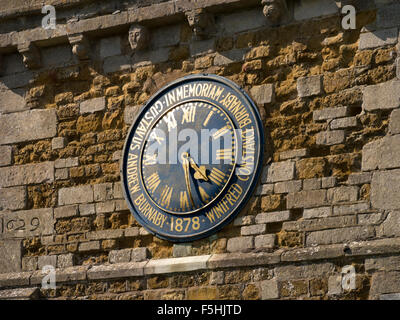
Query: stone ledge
0,287,39,300
144,255,210,275
1,237,400,289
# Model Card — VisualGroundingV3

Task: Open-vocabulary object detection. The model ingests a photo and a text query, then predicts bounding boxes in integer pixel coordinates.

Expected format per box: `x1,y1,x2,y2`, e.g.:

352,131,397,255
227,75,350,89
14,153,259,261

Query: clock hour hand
181,153,195,207
188,157,209,182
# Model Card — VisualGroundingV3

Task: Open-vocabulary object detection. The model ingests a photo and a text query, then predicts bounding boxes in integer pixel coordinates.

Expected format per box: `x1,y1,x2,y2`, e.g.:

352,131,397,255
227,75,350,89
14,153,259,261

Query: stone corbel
68,33,90,60
128,24,150,52
185,9,215,40
261,0,289,25
17,41,41,69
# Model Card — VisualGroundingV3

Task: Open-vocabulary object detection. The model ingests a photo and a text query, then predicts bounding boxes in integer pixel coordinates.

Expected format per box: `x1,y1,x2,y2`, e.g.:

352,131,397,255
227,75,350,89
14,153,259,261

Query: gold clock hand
188,157,209,181
181,153,195,207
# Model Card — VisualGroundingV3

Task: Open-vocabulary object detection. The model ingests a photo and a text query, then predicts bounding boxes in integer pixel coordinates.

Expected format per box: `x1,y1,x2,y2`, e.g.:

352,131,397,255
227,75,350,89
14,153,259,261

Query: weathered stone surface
80,97,106,114
58,185,94,205
283,216,356,232
57,254,74,268
78,241,100,252
327,186,359,203
0,162,54,188
255,184,274,196
365,255,400,272
313,106,350,121
362,80,400,111
109,249,132,264
371,170,400,210
0,287,39,300
316,130,345,146
376,3,400,29
333,202,370,215
151,24,180,48
370,272,400,298
297,75,322,97
348,238,400,257
260,279,279,299
0,271,30,287
0,89,27,114
254,234,275,249
380,293,400,300
377,211,400,237
214,49,246,66
0,239,22,273
79,203,95,216
330,117,357,130
0,186,26,211
87,261,146,280
306,226,375,246
51,137,65,150
321,177,336,189
359,28,398,50
0,109,57,145
233,215,255,226
275,262,335,280
274,180,302,194
94,183,114,202
250,83,275,105
362,136,400,171
54,205,78,219
389,109,400,135
287,190,328,209
207,251,281,269
0,146,12,167
347,172,372,185
22,256,37,272
303,207,331,219
281,244,344,262
173,243,192,257
144,255,210,275
261,161,295,183
131,247,149,262
227,236,254,252
302,178,321,190
38,255,57,269
256,211,291,224
279,149,308,160
294,0,338,21
328,274,342,296
241,224,266,236
124,105,141,124
0,209,54,239
87,229,123,240
100,36,121,59
210,271,224,285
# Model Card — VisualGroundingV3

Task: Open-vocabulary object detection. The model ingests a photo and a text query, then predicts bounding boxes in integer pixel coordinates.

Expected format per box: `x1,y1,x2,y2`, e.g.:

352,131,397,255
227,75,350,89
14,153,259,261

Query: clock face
121,75,264,242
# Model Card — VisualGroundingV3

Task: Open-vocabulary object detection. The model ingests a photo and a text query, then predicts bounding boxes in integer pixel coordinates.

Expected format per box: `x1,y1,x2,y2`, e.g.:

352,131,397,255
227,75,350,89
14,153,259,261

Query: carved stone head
129,24,149,52
261,0,287,24
185,9,213,40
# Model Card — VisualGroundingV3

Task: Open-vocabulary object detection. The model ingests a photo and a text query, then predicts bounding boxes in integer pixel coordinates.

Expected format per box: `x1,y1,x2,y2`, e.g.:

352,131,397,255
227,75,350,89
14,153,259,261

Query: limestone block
0,208,54,239
255,234,276,249
0,89,27,114
260,279,279,299
241,224,266,236
0,239,22,273
226,236,254,252
99,36,121,59
144,255,210,275
0,186,26,211
0,162,54,187
79,97,106,114
389,109,400,134
359,28,398,50
256,211,292,224
313,106,350,121
287,189,328,209
363,80,400,111
0,146,12,167
262,161,295,183
306,226,374,246
250,83,275,105
0,109,57,145
297,75,322,97
58,185,94,205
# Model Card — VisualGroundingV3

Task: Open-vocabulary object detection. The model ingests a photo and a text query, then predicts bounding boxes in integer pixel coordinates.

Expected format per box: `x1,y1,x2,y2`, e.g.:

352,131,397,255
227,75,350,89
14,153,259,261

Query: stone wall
0,0,400,300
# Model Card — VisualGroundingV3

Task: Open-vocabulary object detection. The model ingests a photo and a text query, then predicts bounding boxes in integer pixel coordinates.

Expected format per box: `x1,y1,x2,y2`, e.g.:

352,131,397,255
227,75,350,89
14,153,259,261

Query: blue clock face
121,75,264,242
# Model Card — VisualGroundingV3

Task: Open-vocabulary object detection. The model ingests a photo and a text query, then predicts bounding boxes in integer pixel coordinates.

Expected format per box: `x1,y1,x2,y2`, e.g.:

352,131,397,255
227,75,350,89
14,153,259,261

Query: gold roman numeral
164,110,177,132
180,191,190,210
143,154,157,165
212,125,231,140
146,172,161,193
203,111,214,126
181,105,196,124
160,186,173,208
149,131,164,145
199,187,210,203
216,148,234,161
209,168,226,187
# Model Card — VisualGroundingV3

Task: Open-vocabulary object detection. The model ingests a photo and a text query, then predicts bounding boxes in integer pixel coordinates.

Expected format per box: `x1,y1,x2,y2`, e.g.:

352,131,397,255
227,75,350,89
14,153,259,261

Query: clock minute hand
182,153,195,207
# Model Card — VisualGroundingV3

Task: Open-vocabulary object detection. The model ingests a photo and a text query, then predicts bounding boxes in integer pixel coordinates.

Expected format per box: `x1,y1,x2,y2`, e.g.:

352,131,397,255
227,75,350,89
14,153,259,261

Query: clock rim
120,74,265,242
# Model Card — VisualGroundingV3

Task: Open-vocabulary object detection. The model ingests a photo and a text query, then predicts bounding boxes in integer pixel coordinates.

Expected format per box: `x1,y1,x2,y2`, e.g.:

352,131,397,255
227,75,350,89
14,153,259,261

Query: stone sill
1,237,399,289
